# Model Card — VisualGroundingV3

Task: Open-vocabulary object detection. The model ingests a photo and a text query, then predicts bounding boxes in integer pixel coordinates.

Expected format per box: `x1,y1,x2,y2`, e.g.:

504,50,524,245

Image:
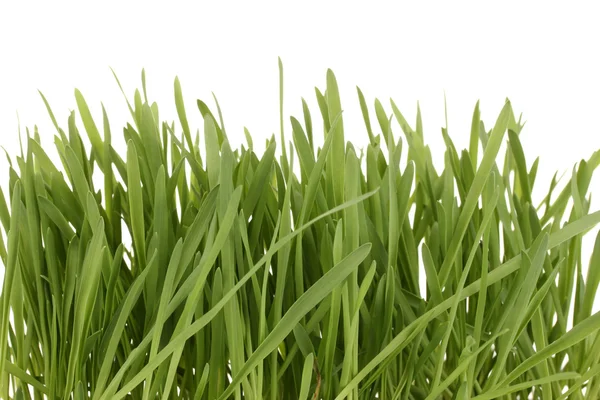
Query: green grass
2,61,600,399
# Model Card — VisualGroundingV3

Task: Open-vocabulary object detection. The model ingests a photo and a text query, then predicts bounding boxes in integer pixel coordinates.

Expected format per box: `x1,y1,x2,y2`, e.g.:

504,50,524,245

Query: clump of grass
2,61,600,400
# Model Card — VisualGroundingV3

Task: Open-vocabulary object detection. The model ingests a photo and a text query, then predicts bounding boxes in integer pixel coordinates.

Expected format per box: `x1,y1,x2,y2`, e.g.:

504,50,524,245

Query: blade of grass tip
389,98,417,142
474,372,580,400
6,314,19,394
416,101,423,141
337,237,545,398
244,127,254,150
109,67,136,122
211,92,227,138
4,362,47,394
293,323,316,359
467,223,492,389
103,244,124,327
271,148,295,399
291,116,315,181
158,186,242,400
444,91,449,130
94,250,158,398
74,381,85,400
205,114,221,190
216,243,371,400
487,233,550,388
236,209,262,308
374,98,392,149
141,68,148,103
581,230,600,321
64,146,93,212
431,185,500,390
256,211,282,398
529,156,540,191
437,100,512,288
540,150,600,225
21,153,50,371
516,259,562,338
571,163,585,221
357,86,375,144
101,190,377,400
340,207,360,392
538,171,559,212
126,140,147,272
0,186,10,232
276,298,331,382
341,261,377,385
531,308,552,399
242,140,276,216
588,375,600,399
86,191,102,231
440,153,454,247
365,145,384,241
74,89,105,171
315,87,330,133
297,111,340,226
197,99,225,145
174,76,193,151
387,116,399,273
141,239,183,400
326,69,345,207
11,226,24,373
37,196,76,239
549,209,600,248
298,353,315,400
0,182,22,381
38,91,61,134
422,243,443,304
323,222,344,398
218,141,250,399
61,237,79,349
207,268,226,400
16,115,24,158
123,123,154,197
557,363,600,400
424,329,509,400
469,100,480,170
41,235,63,335
301,97,314,150
413,320,449,377
508,129,532,203
499,311,600,388
0,222,5,263
151,164,168,279
102,104,114,227
278,57,289,176
163,188,227,315
382,261,396,342
192,364,211,400
140,102,163,179
64,220,105,400
341,149,361,297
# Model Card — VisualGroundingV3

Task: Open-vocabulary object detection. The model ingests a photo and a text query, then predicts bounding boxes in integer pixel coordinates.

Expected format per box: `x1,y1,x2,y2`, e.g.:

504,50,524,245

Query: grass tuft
2,64,600,399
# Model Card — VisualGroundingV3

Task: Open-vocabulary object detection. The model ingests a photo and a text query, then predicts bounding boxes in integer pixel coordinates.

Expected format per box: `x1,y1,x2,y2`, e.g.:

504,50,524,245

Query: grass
2,60,600,399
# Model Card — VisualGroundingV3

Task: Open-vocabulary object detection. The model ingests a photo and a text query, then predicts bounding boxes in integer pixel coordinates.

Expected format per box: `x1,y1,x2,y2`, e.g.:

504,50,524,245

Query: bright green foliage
2,63,600,400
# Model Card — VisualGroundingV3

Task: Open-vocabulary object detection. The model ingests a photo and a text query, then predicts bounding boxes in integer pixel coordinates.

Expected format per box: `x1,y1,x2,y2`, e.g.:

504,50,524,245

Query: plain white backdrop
1,1,600,312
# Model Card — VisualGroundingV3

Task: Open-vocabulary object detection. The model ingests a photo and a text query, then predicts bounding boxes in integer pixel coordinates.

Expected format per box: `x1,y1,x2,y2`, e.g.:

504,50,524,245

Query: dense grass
2,62,600,399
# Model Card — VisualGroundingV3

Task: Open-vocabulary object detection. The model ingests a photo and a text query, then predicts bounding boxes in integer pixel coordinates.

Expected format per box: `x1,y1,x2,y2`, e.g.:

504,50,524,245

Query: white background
1,1,600,312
